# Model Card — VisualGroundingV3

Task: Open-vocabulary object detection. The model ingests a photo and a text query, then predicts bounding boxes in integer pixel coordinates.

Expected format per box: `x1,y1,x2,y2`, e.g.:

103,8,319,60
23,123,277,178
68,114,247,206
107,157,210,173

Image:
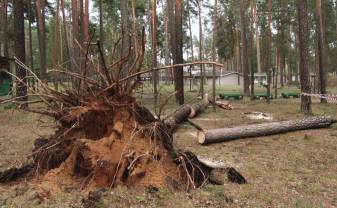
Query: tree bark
36,0,47,81
298,0,311,114
198,116,336,144
52,0,61,90
287,25,293,83
71,0,79,73
211,0,218,109
28,1,35,88
131,0,138,54
13,0,27,104
315,0,327,103
335,0,337,39
255,2,261,74
1,0,9,72
83,0,89,44
60,0,72,72
173,0,184,105
267,0,273,72
99,0,103,45
295,31,299,82
240,0,249,96
167,0,175,84
235,25,241,85
120,0,130,79
280,51,285,87
164,1,171,84
250,0,256,100
164,96,209,131
198,0,205,97
279,25,286,87
187,0,194,91
151,0,158,109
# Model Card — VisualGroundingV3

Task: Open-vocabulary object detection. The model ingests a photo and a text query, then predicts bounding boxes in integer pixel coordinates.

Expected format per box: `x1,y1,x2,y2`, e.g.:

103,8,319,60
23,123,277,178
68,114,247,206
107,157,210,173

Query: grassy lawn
0,86,337,207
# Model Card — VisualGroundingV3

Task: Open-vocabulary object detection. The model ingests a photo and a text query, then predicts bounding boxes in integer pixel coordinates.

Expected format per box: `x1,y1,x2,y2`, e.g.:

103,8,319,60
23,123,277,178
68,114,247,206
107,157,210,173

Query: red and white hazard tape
301,92,337,103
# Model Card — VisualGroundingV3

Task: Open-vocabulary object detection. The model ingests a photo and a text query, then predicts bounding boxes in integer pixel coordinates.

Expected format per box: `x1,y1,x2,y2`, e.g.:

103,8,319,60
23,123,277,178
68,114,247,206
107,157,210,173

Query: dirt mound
28,98,190,191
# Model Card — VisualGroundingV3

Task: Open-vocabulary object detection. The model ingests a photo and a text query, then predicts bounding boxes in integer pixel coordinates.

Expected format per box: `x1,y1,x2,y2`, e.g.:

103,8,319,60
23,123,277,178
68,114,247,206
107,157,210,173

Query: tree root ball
24,99,202,191
0,97,246,192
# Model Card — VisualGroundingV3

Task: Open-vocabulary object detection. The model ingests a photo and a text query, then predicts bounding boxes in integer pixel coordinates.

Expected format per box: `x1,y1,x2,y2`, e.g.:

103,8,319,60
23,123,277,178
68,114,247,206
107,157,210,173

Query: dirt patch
24,99,190,192
244,111,273,120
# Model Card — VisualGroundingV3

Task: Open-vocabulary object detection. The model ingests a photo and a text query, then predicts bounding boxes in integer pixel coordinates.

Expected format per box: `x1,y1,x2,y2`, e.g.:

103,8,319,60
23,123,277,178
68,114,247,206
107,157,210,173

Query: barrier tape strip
301,92,337,103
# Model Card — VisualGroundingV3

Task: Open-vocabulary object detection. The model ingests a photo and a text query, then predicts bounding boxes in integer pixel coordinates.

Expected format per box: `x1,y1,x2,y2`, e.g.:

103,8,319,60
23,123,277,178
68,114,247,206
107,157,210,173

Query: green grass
1,84,337,207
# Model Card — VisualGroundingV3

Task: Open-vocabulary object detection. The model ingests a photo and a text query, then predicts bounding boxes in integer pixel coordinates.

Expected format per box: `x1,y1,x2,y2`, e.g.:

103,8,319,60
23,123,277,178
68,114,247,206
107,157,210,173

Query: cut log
164,104,192,130
198,116,336,145
189,93,209,118
189,103,206,118
215,100,233,110
165,96,209,131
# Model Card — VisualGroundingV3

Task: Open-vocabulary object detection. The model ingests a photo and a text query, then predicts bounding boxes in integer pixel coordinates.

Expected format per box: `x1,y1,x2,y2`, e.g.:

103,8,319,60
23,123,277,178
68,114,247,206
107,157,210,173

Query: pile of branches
0,32,245,190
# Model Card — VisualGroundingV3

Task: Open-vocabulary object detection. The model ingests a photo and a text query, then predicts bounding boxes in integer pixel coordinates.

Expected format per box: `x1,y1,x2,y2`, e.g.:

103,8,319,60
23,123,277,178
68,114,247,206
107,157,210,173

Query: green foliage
1,0,337,81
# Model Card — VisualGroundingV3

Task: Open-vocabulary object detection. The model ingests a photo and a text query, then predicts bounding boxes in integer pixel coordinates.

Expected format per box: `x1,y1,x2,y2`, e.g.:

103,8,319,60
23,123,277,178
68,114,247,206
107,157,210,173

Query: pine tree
315,0,327,103
36,0,47,81
240,0,249,95
173,0,184,105
13,0,27,105
298,0,311,114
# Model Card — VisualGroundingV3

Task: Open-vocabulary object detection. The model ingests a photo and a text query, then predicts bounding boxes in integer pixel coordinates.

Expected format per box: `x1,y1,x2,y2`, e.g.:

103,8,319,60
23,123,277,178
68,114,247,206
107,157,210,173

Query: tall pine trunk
52,0,60,90
71,0,79,73
280,49,285,87
255,1,261,74
99,0,103,45
167,0,175,84
120,0,130,79
235,25,241,85
151,0,158,109
240,0,249,95
298,0,312,114
287,25,293,83
60,0,72,72
28,1,35,88
164,1,171,84
250,0,256,99
36,0,47,82
173,0,184,105
187,0,194,91
1,0,9,70
295,31,300,82
131,0,138,54
83,0,89,44
335,0,337,39
13,0,27,105
315,0,327,103
211,0,218,107
198,0,205,97
267,0,272,71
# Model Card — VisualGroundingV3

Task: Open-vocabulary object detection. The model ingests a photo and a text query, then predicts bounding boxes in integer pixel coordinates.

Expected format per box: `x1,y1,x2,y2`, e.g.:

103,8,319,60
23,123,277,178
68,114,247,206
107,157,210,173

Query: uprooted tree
0,31,245,191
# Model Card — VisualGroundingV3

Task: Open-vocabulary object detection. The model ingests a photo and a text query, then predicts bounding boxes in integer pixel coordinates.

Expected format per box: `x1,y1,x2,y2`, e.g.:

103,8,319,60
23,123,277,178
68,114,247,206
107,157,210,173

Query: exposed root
0,164,34,183
0,33,245,192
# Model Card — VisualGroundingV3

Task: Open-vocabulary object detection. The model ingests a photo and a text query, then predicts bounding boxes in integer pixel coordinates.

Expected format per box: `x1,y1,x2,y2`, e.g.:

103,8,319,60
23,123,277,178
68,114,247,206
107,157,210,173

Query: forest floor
0,86,337,207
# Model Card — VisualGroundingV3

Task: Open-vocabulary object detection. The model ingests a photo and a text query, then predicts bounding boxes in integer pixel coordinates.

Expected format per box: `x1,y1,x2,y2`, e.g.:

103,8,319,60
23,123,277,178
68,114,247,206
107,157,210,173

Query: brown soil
26,98,188,193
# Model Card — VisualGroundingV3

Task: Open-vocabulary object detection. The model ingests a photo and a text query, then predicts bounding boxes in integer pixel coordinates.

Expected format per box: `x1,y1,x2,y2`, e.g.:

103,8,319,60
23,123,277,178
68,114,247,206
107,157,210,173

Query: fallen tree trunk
189,94,209,118
198,116,336,145
164,104,192,131
165,95,209,131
